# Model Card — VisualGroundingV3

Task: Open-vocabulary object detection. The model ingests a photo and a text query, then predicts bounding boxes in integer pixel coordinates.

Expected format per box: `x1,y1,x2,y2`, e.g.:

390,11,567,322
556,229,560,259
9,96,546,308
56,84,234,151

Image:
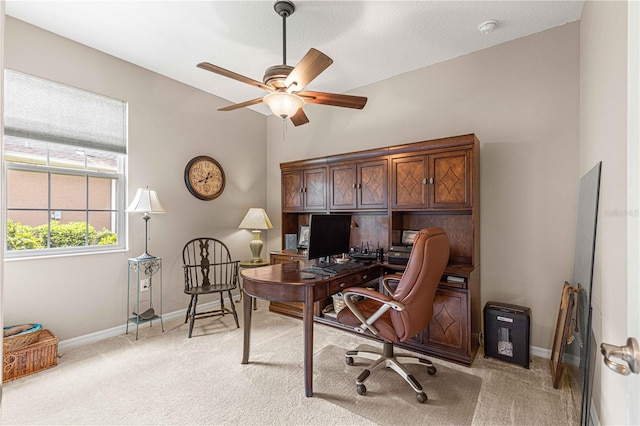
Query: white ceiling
5,1,584,115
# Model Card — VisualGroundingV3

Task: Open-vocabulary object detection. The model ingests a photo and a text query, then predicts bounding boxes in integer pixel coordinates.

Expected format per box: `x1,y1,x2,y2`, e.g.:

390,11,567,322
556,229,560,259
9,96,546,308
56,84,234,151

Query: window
3,69,127,257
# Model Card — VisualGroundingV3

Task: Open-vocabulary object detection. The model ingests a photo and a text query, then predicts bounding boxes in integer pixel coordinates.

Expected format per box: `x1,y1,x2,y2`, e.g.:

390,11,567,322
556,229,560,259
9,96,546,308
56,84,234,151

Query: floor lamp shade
238,208,273,263
127,188,166,259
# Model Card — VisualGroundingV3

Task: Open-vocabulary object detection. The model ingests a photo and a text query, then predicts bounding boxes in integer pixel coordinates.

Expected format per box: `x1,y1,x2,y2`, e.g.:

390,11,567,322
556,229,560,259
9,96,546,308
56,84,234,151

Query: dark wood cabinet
282,167,327,212
277,134,480,365
430,150,471,209
391,149,471,210
330,159,388,210
391,155,428,209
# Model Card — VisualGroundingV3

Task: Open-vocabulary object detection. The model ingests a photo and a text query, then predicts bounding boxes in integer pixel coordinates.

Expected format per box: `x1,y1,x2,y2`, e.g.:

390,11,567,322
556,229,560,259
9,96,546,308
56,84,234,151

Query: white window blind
4,69,127,154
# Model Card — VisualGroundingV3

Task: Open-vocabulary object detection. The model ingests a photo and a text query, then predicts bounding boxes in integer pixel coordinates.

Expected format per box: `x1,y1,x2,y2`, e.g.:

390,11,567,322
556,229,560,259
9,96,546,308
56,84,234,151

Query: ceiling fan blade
218,98,264,112
284,48,333,92
298,91,367,109
290,108,310,126
197,62,275,93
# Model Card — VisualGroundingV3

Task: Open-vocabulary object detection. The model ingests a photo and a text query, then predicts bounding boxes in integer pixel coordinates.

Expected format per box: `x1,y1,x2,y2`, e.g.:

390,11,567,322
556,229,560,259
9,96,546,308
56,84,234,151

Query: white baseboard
59,302,556,360
531,345,551,359
57,299,234,352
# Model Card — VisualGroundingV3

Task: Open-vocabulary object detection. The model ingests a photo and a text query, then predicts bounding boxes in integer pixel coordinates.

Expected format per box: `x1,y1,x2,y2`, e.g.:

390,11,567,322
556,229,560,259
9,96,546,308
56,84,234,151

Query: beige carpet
313,344,481,425
1,300,576,425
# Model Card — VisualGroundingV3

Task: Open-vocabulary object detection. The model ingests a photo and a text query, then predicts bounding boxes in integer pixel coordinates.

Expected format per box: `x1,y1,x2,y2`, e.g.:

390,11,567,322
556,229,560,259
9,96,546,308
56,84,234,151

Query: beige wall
266,23,581,351
2,17,267,341
580,2,629,424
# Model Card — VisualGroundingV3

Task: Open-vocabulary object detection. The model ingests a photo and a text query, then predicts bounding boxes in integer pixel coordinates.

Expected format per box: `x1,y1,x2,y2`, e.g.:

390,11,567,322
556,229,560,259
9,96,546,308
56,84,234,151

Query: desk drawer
325,269,379,296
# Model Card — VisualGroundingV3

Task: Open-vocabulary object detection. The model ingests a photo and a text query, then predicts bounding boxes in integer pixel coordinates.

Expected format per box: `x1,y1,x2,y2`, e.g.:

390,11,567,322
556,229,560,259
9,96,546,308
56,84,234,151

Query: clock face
184,156,225,200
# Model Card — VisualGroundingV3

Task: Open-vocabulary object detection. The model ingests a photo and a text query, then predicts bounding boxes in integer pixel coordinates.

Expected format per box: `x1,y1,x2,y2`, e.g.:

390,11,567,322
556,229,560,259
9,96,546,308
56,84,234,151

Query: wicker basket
3,325,42,352
332,293,347,314
3,329,58,383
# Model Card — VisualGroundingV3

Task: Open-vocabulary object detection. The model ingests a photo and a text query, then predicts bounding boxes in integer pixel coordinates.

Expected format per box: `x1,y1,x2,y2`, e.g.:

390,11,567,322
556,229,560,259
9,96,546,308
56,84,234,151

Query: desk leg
242,290,252,364
303,286,314,397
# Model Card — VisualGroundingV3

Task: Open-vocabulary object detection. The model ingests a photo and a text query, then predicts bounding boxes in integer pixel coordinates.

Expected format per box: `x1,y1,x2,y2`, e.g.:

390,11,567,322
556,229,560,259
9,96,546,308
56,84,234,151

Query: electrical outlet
140,278,150,292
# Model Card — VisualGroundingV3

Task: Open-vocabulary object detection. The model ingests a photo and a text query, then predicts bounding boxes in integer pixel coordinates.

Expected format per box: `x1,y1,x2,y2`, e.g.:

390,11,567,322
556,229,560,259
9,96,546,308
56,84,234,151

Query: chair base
345,342,436,403
185,292,239,338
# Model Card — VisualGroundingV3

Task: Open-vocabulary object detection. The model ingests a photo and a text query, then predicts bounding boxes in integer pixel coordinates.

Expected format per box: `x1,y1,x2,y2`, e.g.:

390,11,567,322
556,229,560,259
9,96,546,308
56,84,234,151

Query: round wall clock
184,155,226,201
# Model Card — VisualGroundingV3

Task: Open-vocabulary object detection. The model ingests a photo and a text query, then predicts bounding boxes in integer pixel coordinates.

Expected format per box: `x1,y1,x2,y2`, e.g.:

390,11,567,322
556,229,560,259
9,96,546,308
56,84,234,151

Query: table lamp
238,208,273,263
127,187,166,259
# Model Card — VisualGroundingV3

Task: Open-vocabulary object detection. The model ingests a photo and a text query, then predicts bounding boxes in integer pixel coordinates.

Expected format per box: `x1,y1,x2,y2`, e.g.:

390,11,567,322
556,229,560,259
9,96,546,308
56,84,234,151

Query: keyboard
301,261,368,277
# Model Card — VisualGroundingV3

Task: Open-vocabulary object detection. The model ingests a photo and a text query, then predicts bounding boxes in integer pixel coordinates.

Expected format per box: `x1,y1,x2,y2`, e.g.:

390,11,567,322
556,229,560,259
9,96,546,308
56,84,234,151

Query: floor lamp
127,187,166,259
238,208,273,263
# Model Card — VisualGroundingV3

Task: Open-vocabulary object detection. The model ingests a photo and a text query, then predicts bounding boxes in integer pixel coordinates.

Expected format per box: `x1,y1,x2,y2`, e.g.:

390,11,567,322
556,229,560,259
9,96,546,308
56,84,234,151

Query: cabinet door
329,164,357,210
358,160,388,209
282,171,303,212
424,287,469,356
391,156,428,209
429,150,471,209
303,167,327,211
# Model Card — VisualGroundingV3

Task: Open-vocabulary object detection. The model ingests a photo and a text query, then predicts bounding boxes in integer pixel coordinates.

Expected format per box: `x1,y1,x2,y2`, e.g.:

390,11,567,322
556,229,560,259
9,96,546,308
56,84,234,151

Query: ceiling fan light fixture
263,92,304,118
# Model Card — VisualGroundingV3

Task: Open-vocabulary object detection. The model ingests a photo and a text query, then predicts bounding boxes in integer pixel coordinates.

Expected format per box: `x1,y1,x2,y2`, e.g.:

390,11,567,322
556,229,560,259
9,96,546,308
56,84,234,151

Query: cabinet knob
339,282,347,288
352,183,357,189
429,177,434,185
423,178,427,185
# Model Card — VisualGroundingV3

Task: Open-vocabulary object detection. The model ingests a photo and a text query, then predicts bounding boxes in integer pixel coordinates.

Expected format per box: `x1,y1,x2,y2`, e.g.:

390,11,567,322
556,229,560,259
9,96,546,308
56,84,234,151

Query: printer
387,244,412,265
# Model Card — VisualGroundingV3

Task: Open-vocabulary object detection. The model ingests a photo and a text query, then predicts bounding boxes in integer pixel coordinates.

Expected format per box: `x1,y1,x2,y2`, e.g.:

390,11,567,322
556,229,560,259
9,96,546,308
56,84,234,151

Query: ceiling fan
197,0,367,126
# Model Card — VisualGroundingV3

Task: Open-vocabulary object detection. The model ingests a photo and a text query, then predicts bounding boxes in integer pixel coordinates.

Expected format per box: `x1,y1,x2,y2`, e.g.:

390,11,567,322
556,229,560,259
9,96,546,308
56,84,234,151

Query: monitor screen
306,214,352,261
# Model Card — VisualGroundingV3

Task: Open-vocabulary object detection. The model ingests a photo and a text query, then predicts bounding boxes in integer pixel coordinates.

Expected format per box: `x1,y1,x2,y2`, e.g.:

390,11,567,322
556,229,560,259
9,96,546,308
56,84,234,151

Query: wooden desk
240,260,382,397
238,260,270,310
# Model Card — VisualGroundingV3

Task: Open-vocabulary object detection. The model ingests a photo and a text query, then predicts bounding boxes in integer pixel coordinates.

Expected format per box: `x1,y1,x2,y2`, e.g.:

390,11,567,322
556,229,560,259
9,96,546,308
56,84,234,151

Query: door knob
600,337,640,375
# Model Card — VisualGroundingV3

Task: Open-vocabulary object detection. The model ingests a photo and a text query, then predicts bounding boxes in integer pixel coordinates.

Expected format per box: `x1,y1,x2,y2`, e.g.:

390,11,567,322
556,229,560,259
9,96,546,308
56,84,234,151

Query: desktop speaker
284,234,298,251
484,301,531,368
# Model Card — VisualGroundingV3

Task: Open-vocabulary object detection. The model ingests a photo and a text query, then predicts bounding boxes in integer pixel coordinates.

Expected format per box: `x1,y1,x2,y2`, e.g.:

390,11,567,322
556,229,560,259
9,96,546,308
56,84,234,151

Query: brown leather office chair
182,237,240,338
337,227,450,403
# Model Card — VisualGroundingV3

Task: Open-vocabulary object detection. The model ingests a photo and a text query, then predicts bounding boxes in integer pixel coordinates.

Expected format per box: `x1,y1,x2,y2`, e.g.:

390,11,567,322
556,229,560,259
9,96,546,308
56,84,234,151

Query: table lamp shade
127,188,166,214
238,208,273,263
127,188,166,259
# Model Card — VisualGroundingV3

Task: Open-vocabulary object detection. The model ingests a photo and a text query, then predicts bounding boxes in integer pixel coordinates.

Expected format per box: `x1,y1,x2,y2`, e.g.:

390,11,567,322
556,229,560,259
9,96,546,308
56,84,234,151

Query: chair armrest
381,273,403,295
342,287,406,336
342,287,404,311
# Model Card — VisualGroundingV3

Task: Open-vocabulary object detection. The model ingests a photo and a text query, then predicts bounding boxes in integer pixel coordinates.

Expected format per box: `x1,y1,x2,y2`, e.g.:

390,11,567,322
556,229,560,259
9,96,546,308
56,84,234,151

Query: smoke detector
478,19,498,35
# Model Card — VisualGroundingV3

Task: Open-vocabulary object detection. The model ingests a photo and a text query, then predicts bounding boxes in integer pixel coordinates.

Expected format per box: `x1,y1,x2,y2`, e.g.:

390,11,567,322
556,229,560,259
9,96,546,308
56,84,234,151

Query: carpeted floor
1,300,576,425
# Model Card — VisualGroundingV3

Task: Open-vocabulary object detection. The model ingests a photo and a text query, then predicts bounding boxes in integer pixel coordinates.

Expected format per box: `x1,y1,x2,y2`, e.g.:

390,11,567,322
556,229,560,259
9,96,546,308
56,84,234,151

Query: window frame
3,148,127,259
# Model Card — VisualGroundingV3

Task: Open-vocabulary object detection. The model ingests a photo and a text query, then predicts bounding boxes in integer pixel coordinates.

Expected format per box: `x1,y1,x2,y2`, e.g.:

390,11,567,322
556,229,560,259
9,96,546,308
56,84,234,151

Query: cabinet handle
352,183,357,189
423,178,427,185
358,183,362,189
429,177,434,185
362,275,368,280
339,282,347,288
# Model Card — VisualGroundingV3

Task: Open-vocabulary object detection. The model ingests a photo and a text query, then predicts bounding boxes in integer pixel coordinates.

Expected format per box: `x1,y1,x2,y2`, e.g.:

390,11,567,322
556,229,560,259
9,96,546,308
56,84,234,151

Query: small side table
126,256,164,340
239,260,270,310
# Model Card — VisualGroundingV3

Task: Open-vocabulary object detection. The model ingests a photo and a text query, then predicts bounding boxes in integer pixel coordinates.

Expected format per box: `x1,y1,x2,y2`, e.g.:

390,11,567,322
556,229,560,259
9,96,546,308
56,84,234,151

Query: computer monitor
306,214,352,261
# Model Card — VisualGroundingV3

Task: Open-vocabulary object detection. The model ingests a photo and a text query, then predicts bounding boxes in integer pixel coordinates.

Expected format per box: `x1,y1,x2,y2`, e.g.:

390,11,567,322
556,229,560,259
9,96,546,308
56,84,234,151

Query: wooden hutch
270,134,480,366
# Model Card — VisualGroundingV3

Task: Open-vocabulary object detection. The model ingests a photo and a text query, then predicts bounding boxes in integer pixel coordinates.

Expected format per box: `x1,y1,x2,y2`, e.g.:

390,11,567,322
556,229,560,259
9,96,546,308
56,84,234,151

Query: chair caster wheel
356,384,367,395
427,365,437,375
346,356,354,366
416,392,428,403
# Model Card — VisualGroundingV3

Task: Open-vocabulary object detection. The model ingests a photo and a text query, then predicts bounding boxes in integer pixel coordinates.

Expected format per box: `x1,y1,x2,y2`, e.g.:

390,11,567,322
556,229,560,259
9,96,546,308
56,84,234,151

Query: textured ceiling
5,1,584,115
